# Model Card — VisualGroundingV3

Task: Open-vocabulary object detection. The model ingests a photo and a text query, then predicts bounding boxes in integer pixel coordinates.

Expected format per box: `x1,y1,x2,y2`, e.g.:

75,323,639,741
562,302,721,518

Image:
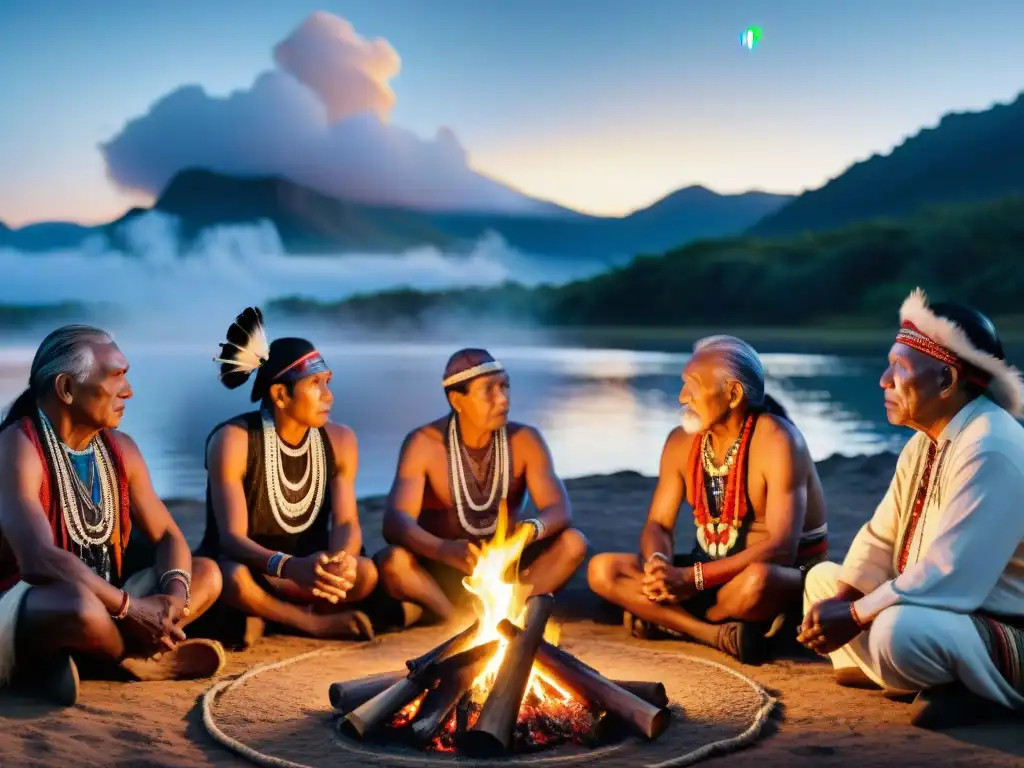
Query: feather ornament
213,306,271,389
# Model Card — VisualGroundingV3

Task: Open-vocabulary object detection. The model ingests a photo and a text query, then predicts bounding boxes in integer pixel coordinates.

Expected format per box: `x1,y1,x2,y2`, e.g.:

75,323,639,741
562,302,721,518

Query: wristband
159,568,192,609
112,591,130,620
267,552,292,578
522,518,545,540
648,552,671,564
850,601,868,630
693,561,705,592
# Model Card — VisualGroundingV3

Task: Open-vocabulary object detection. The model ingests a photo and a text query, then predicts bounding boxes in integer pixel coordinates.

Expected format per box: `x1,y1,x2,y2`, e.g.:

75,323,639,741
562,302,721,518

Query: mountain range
0,170,791,260
3,87,1022,260
748,89,1024,237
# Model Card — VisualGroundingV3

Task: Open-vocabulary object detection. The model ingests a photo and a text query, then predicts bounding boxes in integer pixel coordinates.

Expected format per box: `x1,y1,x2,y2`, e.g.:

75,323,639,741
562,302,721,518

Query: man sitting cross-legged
588,335,829,664
799,290,1024,730
0,325,225,706
375,348,588,626
197,308,377,647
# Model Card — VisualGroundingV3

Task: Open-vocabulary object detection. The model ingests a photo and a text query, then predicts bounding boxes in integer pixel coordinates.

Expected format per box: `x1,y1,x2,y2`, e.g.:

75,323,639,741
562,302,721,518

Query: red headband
897,321,991,389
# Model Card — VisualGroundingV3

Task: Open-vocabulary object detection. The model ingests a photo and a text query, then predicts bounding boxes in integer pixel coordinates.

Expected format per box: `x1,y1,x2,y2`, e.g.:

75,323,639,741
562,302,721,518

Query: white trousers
804,562,1024,709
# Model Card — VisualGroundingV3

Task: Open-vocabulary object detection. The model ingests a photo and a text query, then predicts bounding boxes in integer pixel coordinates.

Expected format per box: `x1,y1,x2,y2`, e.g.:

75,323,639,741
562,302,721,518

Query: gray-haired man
587,335,829,663
0,324,224,706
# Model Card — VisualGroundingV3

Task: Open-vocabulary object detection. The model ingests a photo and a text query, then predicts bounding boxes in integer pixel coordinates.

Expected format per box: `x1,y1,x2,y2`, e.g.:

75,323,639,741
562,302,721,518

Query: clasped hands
641,556,697,604
796,597,864,655
289,549,359,604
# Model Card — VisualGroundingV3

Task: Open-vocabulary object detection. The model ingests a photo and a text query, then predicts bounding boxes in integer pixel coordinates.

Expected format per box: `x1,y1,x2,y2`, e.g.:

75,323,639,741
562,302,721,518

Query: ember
332,502,670,756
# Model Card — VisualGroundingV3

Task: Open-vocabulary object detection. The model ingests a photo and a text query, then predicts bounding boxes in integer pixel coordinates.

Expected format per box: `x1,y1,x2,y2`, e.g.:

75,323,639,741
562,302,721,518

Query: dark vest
197,411,336,559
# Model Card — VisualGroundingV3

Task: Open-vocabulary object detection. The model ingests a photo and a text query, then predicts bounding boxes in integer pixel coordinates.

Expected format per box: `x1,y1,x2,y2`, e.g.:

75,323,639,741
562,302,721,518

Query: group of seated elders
1,287,1021,734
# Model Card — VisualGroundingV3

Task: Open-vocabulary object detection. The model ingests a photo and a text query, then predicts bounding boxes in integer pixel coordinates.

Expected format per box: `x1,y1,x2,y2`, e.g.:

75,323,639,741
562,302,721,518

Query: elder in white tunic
799,288,1024,724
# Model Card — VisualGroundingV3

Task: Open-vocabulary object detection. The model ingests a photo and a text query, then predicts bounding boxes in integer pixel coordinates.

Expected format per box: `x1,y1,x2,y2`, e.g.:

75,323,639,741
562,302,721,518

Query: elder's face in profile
64,342,133,430
678,356,732,433
880,343,944,427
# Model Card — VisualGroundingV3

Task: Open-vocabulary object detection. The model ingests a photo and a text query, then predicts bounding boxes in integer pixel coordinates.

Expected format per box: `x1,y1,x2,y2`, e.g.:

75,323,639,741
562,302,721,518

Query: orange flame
461,501,572,703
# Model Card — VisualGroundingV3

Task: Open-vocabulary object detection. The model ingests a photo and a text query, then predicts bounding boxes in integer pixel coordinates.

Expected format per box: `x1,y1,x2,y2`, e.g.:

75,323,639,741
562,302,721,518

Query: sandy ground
0,452,1021,767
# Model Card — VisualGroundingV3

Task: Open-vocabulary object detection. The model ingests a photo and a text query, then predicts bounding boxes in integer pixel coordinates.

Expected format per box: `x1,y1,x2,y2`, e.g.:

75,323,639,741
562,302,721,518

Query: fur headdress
898,288,1024,417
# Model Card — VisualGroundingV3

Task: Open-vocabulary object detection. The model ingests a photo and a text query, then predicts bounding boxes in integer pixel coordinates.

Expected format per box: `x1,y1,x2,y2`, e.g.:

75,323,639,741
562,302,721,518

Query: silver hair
30,324,115,394
692,334,766,407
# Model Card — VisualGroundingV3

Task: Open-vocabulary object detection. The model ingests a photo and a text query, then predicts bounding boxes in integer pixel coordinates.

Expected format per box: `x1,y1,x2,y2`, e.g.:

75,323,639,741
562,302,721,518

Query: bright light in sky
741,26,763,50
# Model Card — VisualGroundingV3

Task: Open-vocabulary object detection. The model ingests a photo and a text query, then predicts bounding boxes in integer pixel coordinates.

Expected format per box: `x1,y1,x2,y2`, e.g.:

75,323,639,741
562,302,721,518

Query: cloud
99,12,548,214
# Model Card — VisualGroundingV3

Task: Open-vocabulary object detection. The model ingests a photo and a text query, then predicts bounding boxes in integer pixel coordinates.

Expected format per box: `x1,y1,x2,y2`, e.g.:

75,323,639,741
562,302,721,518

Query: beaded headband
273,350,330,384
442,360,505,389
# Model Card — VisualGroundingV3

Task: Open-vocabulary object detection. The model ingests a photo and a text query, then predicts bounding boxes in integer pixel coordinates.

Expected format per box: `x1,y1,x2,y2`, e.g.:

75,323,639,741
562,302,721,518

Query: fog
0,211,608,345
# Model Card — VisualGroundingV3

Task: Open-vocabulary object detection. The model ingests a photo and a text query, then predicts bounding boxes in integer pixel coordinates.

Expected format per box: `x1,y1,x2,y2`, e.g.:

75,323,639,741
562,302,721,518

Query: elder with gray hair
800,289,1024,730
0,324,224,707
588,334,829,664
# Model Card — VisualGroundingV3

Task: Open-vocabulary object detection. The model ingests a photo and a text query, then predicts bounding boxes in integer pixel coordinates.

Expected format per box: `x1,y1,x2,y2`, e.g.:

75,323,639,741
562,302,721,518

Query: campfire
330,504,670,757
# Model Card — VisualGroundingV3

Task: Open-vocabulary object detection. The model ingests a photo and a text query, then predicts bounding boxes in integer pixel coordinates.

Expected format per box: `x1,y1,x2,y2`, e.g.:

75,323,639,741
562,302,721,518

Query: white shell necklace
260,409,326,535
447,414,509,537
37,409,117,549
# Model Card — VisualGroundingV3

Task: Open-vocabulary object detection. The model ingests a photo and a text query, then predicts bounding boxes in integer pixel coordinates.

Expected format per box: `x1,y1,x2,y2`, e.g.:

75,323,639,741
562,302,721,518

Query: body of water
0,340,908,501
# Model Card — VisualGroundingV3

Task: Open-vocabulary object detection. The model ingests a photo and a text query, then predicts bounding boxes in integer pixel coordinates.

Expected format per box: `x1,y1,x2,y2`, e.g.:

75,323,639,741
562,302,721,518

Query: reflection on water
0,343,906,500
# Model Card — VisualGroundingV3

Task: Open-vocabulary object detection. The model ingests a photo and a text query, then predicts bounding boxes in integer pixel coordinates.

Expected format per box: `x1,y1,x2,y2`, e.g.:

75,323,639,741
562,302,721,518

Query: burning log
340,620,481,739
406,619,479,677
408,641,498,747
330,671,667,715
614,681,669,709
496,618,670,740
329,671,405,714
459,594,555,757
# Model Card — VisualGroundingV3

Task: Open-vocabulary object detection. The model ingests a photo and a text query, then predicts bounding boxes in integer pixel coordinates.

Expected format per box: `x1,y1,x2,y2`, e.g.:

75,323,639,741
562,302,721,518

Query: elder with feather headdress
374,348,588,629
800,289,1024,730
197,308,376,645
0,325,225,707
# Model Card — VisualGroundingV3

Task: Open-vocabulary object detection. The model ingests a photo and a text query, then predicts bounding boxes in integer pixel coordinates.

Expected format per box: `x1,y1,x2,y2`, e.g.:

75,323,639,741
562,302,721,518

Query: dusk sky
2,0,1023,227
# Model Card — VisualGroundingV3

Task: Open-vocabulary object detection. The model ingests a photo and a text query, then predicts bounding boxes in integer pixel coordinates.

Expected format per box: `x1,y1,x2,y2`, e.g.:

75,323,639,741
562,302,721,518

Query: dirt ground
0,452,1021,767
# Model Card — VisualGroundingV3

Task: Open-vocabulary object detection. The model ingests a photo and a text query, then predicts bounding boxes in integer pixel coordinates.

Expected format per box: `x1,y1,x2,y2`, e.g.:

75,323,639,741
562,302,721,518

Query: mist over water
0,211,609,342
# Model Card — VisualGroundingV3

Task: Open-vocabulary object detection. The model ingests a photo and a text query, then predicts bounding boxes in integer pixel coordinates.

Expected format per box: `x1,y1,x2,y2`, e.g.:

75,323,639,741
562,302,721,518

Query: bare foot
305,609,375,641
715,622,768,665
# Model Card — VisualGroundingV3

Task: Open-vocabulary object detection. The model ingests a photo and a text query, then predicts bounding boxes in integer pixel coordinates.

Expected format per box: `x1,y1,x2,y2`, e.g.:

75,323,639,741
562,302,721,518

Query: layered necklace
694,421,752,558
37,409,118,578
261,410,326,535
701,431,741,515
447,414,509,537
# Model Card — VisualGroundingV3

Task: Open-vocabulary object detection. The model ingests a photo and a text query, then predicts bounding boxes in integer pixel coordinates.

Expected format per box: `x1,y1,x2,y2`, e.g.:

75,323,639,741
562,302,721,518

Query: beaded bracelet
112,591,130,620
267,551,292,578
522,518,545,540
850,601,867,629
160,569,192,610
693,561,706,592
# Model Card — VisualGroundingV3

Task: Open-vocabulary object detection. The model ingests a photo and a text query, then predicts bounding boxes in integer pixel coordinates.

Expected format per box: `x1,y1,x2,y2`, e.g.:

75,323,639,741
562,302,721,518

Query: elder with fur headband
196,307,377,645
799,288,1024,730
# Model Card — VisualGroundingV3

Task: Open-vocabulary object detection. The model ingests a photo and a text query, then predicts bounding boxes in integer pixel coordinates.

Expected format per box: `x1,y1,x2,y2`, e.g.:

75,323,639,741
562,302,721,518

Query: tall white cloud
99,11,551,214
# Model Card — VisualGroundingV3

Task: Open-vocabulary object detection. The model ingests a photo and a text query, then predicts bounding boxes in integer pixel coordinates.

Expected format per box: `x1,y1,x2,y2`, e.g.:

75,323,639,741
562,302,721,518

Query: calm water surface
0,342,908,501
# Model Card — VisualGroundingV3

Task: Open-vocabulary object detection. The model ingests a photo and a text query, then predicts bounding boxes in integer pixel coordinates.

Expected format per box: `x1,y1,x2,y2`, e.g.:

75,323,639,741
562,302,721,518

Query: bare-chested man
588,335,828,663
198,308,377,646
0,325,225,706
375,349,588,625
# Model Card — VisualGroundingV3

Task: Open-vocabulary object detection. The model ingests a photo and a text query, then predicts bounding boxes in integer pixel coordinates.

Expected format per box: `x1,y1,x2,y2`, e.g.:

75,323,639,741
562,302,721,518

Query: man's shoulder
402,419,447,451
753,413,808,458
955,398,1024,463
323,421,357,445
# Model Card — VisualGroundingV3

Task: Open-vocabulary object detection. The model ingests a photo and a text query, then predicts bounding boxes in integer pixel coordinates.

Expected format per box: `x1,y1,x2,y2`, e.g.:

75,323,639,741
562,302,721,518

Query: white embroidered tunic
842,396,1024,623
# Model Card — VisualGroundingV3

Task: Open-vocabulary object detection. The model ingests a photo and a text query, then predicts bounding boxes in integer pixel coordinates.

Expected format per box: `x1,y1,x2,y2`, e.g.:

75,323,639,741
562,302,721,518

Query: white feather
899,287,1024,417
